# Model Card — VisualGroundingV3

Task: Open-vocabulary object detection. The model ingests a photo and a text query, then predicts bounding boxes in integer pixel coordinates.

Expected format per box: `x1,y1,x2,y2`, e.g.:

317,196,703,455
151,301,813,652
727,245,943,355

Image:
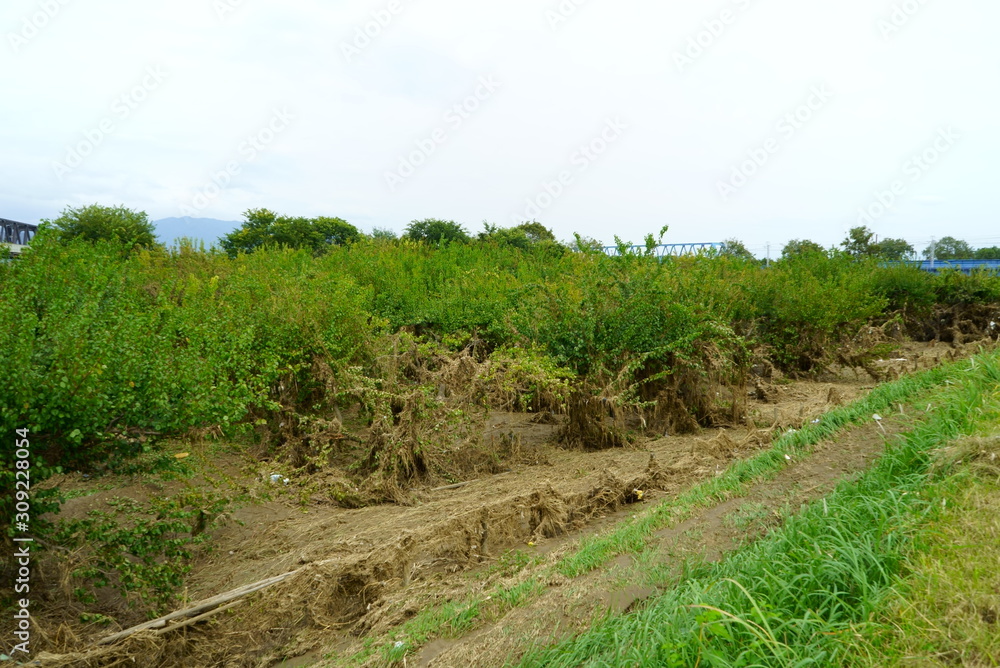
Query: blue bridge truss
602,242,726,258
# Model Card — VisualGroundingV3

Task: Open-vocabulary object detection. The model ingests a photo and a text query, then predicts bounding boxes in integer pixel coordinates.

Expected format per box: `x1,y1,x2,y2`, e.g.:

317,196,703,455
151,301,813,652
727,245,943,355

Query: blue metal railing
603,242,725,258
900,259,1000,274
598,245,1000,273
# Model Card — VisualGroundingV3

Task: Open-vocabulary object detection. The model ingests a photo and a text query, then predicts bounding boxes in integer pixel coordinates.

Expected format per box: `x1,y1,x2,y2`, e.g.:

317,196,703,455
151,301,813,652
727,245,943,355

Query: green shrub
870,263,935,313
55,490,232,612
0,238,375,526
931,267,1000,305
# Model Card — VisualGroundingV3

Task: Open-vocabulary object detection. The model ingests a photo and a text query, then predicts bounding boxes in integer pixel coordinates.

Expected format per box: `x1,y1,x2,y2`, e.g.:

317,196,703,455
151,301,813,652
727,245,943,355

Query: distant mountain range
153,217,242,248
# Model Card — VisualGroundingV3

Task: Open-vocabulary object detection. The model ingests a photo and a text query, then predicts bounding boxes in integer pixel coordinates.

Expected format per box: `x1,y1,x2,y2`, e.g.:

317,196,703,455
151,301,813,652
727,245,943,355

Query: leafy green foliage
720,238,755,260
841,226,915,261
12,199,1000,634
0,236,374,530
403,218,470,244
915,238,1000,261
923,235,975,260
918,238,1000,261
220,208,360,256
55,490,232,612
780,238,826,260
478,221,560,250
749,252,887,370
370,227,397,240
43,203,158,250
931,267,1000,305
869,263,936,312
875,237,916,261
511,221,556,243
569,234,605,253
482,346,574,412
973,245,1000,260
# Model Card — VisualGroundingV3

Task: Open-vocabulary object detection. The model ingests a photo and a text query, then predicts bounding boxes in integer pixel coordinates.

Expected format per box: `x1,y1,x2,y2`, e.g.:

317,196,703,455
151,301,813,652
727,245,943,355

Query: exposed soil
20,340,989,667
418,413,914,668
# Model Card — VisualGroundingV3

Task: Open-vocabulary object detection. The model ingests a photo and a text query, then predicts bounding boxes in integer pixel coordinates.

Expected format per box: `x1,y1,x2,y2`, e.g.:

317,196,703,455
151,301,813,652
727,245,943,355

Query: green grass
514,351,1000,667
722,502,771,531
476,549,544,581
849,435,1000,666
361,579,548,666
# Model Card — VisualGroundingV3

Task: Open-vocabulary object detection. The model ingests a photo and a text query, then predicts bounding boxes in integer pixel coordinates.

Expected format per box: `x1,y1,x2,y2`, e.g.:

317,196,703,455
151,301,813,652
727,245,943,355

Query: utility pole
930,237,936,270
766,242,770,267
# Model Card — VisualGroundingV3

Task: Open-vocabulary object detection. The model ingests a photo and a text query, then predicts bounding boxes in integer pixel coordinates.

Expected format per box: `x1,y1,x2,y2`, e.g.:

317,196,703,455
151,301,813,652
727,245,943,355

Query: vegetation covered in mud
2,210,999,654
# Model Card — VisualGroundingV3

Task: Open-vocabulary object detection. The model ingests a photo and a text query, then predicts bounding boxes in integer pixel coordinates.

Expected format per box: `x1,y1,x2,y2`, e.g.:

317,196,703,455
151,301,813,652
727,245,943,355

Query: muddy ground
409,407,911,668
21,340,984,667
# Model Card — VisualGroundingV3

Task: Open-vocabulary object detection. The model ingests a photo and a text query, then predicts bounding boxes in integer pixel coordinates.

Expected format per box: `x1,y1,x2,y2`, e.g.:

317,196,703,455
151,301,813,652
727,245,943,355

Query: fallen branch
97,570,299,645
152,599,244,636
431,479,478,492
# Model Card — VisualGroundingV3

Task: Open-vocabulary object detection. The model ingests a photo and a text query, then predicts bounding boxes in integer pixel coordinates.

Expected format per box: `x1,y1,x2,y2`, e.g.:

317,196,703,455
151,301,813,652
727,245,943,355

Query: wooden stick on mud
151,599,244,636
430,479,478,492
96,570,299,645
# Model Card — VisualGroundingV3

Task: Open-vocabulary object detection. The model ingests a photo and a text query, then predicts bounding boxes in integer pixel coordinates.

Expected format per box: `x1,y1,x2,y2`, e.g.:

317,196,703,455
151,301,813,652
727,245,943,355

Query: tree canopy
370,227,397,241
43,204,159,249
721,238,755,260
478,221,558,249
781,239,826,260
570,233,605,253
923,236,975,260
840,226,914,261
404,218,471,244
220,209,360,256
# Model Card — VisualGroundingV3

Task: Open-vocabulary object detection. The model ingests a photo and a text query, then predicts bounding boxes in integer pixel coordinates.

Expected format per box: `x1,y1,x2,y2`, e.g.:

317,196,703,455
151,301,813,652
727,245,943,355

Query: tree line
34,204,1000,263
36,204,563,256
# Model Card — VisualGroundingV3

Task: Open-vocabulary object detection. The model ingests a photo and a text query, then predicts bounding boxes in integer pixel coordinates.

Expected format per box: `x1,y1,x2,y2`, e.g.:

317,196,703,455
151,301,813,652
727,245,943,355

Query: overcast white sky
2,0,998,256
